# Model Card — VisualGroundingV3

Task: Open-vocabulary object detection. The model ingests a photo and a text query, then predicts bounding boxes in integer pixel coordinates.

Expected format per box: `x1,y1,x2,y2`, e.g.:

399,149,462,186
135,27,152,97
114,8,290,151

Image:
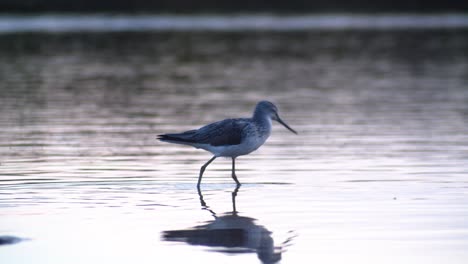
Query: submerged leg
197,156,217,187
231,157,241,186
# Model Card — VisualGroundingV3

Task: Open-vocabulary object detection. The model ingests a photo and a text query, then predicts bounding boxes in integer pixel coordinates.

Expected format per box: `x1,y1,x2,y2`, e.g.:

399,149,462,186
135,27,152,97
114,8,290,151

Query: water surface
1,14,468,33
1,15,468,264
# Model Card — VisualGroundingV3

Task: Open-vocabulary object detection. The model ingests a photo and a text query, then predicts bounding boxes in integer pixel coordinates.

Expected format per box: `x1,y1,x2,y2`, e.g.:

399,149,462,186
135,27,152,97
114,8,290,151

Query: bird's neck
252,111,272,134
253,108,268,120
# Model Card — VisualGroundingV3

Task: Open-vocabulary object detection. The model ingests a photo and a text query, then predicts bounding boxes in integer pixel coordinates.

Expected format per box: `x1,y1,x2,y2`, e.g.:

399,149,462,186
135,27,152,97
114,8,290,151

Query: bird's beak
275,114,298,134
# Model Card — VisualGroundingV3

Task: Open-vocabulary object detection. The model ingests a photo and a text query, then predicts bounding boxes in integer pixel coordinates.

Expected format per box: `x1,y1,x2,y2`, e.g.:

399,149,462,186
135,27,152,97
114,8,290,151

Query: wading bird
158,101,297,187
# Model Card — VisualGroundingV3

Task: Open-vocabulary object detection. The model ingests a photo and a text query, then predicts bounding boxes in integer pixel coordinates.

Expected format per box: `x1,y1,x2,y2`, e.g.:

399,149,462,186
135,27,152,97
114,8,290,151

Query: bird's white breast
203,120,271,158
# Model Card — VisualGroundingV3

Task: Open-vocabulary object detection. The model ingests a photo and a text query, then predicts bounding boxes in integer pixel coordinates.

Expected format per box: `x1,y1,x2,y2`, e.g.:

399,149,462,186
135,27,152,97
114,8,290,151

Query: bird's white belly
197,133,268,158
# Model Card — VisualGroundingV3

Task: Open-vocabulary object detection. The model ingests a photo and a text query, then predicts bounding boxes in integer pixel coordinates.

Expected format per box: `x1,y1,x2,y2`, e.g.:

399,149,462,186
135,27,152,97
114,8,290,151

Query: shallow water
1,15,468,264
2,14,468,32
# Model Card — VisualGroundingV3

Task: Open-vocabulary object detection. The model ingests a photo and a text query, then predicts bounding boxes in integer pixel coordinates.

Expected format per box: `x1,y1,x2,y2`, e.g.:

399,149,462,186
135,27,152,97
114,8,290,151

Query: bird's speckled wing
190,118,249,146
159,118,249,146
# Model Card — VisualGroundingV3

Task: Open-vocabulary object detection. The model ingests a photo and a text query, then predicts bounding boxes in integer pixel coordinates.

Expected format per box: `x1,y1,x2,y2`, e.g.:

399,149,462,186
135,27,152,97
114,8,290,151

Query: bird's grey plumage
158,119,249,147
158,100,297,187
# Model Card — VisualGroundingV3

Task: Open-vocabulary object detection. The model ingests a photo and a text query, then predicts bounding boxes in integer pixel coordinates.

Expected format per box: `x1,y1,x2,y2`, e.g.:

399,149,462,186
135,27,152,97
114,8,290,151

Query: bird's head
256,101,297,134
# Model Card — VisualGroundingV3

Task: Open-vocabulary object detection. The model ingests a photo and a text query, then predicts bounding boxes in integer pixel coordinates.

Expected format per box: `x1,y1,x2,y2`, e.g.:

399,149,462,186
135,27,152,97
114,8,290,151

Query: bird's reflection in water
163,186,293,264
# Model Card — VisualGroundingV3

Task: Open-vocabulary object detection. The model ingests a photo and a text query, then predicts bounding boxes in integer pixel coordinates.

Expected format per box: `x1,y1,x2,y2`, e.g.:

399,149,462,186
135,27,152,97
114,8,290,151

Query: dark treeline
1,0,467,13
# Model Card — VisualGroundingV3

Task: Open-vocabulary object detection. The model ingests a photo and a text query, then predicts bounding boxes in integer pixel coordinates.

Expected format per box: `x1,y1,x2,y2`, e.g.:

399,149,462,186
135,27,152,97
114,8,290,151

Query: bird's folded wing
192,119,249,146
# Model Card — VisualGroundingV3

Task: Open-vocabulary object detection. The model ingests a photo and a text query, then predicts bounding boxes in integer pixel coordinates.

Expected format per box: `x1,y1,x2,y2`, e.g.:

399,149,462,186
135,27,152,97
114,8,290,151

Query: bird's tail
157,131,198,145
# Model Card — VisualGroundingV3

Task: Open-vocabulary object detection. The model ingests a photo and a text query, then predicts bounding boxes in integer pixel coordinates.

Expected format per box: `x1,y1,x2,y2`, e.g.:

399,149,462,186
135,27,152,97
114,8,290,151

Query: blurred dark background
1,0,467,13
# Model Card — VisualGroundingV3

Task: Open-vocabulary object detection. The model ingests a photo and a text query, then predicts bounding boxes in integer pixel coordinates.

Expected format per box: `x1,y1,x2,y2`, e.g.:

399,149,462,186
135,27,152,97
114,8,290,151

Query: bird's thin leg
197,156,217,187
232,184,240,214
231,157,241,186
